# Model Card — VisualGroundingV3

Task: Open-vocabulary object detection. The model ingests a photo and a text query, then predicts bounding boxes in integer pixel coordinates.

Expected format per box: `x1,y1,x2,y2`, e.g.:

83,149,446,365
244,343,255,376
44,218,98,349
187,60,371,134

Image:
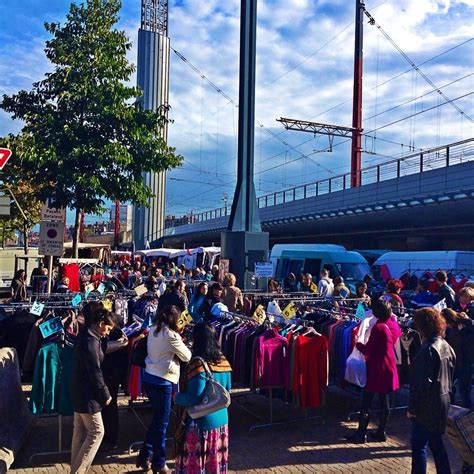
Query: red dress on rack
62,264,81,292
292,334,328,408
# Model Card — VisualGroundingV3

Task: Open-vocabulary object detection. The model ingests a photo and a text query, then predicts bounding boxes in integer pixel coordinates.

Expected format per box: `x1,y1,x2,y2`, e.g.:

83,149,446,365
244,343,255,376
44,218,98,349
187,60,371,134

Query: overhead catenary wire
169,38,472,185
256,38,473,150
166,24,472,212
363,8,473,123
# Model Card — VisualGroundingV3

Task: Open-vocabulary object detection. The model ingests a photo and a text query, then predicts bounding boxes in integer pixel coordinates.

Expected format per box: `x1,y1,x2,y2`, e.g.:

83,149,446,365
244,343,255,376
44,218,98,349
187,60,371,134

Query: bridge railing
166,138,474,228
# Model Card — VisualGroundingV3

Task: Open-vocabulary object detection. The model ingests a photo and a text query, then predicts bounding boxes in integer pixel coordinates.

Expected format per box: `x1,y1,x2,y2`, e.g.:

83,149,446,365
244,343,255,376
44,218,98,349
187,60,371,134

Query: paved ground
11,386,462,473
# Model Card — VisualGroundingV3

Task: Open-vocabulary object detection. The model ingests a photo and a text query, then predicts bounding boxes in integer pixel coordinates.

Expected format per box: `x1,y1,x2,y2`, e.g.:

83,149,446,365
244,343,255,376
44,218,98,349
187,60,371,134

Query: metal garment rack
29,414,71,464
233,388,326,432
218,311,327,432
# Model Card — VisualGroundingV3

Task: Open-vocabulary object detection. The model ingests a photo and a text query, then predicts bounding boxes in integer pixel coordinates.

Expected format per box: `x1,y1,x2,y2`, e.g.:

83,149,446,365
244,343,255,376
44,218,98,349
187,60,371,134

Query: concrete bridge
162,139,474,251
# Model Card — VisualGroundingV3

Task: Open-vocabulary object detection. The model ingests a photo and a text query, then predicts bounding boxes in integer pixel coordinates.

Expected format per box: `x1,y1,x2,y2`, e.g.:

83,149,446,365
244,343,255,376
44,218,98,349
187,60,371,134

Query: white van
372,251,474,280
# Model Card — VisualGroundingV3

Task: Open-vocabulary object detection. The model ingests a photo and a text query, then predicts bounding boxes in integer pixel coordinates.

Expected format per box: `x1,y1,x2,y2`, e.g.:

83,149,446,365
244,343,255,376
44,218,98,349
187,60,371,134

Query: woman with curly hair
408,307,456,474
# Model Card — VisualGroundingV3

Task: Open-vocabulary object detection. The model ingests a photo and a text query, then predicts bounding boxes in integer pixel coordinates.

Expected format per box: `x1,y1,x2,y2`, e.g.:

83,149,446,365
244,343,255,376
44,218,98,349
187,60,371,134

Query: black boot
345,410,370,444
370,410,389,442
136,455,152,472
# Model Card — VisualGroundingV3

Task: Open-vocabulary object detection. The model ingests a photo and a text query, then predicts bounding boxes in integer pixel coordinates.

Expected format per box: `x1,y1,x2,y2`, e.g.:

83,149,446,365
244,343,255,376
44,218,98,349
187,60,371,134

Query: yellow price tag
310,282,318,294
282,302,297,320
252,304,266,325
135,284,147,296
177,309,193,330
102,300,113,312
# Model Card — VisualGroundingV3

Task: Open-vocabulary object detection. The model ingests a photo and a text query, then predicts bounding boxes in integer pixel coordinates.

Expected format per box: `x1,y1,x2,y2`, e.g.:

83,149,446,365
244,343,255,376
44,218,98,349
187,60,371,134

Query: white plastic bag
344,347,367,387
267,300,282,317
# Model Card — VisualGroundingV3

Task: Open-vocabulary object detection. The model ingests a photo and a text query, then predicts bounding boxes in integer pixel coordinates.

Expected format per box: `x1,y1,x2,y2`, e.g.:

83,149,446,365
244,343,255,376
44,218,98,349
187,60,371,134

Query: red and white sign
0,148,12,170
39,220,65,256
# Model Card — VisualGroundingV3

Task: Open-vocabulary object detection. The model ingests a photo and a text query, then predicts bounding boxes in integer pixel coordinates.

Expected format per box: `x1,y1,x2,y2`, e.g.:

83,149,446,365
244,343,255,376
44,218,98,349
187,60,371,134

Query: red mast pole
351,0,365,187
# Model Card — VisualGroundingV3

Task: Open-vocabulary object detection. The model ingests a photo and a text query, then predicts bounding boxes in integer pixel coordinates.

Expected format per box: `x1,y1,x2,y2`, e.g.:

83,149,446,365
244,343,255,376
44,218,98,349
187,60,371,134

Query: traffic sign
254,262,273,278
41,200,66,222
39,220,65,256
0,148,12,170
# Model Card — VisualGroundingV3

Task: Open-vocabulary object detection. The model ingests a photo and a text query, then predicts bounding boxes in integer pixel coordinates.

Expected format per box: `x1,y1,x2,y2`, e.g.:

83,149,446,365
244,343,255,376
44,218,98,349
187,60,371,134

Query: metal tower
132,0,170,249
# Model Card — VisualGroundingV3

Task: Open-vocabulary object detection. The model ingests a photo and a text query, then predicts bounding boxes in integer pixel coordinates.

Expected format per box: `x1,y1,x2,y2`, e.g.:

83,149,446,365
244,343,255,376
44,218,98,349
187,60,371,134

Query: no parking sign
39,220,65,256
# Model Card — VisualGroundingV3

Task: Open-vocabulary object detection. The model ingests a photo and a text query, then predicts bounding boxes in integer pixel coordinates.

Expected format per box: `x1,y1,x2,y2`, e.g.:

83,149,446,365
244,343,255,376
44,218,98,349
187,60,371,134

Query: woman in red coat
346,299,401,443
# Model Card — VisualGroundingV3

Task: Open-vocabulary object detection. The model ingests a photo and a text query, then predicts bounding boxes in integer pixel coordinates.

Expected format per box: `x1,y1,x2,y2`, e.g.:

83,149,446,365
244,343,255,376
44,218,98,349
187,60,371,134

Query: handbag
131,335,148,368
187,357,231,420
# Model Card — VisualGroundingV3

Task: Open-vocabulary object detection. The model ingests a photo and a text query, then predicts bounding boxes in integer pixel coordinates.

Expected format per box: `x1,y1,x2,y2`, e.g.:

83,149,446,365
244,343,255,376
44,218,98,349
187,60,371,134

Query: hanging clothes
254,328,290,389
291,334,328,408
29,342,75,416
61,263,81,292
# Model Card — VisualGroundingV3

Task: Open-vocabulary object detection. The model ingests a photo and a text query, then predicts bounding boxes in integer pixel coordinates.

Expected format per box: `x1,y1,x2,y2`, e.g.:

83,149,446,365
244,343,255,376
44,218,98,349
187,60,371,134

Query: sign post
40,200,66,294
254,262,273,293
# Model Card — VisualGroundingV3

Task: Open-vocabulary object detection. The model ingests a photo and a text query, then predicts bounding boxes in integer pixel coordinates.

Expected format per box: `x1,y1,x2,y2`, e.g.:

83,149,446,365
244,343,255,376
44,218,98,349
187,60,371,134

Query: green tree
0,134,43,254
1,0,182,257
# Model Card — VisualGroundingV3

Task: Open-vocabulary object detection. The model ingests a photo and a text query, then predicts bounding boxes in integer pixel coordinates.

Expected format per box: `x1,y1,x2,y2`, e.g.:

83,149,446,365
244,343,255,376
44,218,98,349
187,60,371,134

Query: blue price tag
355,303,367,320
84,289,91,299
30,301,45,317
39,317,63,339
97,283,105,294
71,293,82,307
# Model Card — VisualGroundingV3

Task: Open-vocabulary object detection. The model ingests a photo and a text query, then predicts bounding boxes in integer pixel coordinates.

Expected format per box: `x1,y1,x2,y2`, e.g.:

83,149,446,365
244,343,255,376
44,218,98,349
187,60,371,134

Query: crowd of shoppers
16,256,473,474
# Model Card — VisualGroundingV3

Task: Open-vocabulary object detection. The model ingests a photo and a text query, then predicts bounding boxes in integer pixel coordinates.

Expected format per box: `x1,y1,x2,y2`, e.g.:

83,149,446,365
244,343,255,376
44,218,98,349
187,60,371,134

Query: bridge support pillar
221,231,269,290
222,0,268,290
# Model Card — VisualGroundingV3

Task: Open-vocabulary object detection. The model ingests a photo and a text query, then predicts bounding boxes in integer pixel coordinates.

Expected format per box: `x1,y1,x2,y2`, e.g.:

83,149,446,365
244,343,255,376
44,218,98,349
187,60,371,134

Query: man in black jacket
71,303,116,473
408,307,456,474
435,270,456,309
158,279,187,312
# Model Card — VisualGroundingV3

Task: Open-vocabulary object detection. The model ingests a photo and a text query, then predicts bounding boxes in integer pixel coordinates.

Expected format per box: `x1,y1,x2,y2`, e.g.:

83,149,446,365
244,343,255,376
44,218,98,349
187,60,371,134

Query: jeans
70,411,105,473
139,382,172,470
452,365,472,409
411,420,451,474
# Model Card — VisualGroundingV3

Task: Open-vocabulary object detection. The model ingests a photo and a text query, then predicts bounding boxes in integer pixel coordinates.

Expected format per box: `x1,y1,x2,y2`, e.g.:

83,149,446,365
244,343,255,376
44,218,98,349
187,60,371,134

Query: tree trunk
23,223,29,255
73,207,82,259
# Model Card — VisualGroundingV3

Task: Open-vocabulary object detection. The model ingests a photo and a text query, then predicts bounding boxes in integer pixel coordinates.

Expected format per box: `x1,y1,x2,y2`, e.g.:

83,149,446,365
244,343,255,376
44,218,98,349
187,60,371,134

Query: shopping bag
447,405,474,464
344,347,367,387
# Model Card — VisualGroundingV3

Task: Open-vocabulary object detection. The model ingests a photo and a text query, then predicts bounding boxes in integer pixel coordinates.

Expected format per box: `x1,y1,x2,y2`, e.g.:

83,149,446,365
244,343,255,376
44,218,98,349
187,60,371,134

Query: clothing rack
217,310,326,432
29,414,70,464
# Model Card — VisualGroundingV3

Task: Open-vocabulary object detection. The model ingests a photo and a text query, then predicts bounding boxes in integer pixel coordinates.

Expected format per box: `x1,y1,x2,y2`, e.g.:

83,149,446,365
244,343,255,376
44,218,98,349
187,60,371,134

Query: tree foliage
1,0,182,256
0,134,44,252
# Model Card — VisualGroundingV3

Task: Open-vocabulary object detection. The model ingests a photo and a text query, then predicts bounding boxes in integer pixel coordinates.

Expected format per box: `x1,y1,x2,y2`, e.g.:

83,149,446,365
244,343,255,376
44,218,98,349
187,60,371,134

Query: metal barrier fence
166,138,474,228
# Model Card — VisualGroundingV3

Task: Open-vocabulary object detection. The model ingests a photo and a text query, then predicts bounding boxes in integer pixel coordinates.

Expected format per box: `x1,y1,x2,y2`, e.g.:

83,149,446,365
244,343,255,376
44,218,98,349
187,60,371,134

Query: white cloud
1,0,473,215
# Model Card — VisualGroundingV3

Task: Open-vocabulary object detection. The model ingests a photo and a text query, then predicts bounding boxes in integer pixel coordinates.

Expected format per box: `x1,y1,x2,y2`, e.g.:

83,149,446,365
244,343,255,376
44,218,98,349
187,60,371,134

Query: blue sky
0,0,473,225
